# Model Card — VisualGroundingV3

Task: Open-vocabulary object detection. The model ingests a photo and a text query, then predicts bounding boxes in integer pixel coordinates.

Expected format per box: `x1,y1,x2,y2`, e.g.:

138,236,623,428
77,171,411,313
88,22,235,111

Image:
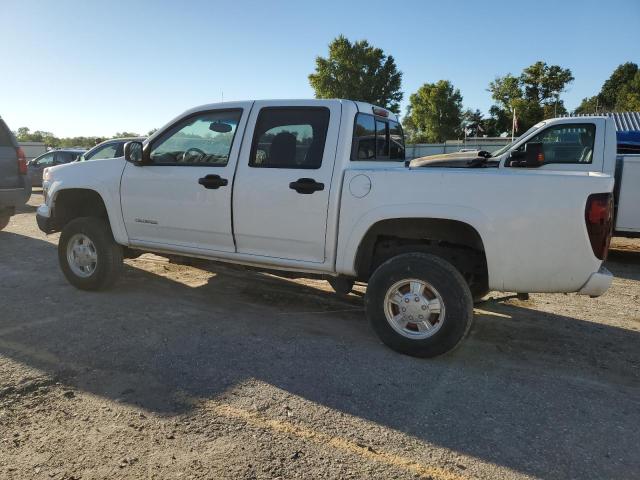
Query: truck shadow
1,231,639,479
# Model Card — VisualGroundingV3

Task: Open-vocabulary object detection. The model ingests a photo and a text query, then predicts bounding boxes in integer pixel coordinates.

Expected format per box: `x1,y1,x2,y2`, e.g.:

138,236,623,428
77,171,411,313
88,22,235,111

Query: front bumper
36,204,55,234
577,266,613,297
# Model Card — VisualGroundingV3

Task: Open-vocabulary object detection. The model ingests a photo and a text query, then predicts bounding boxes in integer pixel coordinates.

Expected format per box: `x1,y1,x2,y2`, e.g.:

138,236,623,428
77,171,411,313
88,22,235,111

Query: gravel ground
1,192,639,480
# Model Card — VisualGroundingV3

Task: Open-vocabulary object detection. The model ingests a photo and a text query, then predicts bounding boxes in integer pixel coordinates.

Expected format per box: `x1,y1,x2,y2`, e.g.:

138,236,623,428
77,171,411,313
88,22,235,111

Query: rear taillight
16,147,27,174
585,193,613,261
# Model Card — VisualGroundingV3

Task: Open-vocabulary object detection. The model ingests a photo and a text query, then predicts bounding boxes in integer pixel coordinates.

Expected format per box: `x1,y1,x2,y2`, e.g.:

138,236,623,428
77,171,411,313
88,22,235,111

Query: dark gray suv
0,117,31,230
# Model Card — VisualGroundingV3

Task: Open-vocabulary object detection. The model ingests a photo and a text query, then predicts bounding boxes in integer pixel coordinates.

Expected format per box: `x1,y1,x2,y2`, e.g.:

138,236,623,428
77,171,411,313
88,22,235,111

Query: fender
336,203,499,287
43,158,129,245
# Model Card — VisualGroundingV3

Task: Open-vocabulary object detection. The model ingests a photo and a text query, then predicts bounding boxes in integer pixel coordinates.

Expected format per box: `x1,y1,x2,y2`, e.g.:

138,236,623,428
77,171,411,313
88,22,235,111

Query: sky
1,0,639,137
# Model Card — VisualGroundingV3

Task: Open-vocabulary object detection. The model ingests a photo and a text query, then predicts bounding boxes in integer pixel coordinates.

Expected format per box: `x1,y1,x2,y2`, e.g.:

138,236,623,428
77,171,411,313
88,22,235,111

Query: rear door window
249,108,330,169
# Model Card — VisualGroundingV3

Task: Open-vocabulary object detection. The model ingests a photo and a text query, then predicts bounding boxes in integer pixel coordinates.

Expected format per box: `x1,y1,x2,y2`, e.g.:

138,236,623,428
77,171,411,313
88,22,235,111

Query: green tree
575,95,600,114
462,109,486,137
600,62,638,110
575,62,639,113
488,61,573,134
615,71,640,111
113,131,140,138
404,80,463,143
309,35,403,112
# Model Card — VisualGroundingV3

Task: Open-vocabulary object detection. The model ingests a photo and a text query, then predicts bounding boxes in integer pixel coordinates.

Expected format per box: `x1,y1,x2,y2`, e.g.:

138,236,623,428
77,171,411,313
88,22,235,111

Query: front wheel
365,253,473,358
58,217,123,290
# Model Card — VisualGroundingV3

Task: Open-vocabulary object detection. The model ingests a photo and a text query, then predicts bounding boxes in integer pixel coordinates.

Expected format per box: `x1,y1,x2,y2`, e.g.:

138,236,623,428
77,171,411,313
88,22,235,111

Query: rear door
232,100,341,263
0,119,20,188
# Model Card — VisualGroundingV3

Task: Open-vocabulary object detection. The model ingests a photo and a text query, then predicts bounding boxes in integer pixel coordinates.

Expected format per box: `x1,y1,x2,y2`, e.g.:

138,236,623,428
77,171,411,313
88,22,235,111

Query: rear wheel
365,253,473,358
0,215,10,231
58,217,123,290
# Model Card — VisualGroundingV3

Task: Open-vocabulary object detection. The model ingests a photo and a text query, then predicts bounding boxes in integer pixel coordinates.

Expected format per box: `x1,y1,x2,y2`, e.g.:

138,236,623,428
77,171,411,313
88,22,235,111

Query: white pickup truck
36,100,616,357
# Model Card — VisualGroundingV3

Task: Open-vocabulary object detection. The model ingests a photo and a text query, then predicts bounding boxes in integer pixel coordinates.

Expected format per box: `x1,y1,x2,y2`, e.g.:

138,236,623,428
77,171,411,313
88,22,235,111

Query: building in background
19,141,46,161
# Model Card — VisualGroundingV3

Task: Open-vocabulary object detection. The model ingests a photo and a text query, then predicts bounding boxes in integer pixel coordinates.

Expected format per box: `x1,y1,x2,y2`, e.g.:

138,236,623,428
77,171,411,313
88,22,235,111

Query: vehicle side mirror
124,141,145,165
508,142,544,168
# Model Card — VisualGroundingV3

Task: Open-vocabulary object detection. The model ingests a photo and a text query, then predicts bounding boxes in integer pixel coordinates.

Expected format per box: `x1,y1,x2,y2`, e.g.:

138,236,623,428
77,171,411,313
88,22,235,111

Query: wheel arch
49,188,125,243
351,217,489,292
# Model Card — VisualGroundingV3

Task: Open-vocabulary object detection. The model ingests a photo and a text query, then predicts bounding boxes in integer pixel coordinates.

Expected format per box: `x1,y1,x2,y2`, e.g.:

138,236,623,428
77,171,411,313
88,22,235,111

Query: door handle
198,174,228,189
289,178,324,194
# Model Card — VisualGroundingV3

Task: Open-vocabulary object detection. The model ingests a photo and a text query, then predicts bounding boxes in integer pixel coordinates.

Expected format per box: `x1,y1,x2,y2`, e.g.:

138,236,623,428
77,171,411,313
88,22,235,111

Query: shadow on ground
1,231,639,479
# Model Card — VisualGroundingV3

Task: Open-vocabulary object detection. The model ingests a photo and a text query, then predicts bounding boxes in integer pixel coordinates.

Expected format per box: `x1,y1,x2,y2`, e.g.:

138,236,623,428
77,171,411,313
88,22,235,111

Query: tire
58,217,123,290
365,253,473,358
0,215,10,231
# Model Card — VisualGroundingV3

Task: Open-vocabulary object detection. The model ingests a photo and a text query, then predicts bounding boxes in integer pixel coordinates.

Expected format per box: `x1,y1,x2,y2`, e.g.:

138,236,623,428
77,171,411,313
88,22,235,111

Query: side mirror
124,141,145,165
508,142,544,167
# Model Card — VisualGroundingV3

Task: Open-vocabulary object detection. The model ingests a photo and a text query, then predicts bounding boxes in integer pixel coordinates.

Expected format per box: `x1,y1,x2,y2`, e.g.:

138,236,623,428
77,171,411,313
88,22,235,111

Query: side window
88,143,118,160
249,107,330,169
522,123,596,164
115,142,126,158
351,114,404,161
150,109,242,165
35,153,55,166
54,151,79,164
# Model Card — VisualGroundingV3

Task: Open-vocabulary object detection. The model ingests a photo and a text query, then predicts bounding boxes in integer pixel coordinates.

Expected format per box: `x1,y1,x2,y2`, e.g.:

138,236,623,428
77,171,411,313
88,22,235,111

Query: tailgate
0,119,20,189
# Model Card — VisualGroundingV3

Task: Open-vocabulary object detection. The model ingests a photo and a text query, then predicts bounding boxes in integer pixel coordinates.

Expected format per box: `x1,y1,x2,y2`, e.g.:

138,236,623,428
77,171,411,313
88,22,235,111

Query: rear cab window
351,112,405,161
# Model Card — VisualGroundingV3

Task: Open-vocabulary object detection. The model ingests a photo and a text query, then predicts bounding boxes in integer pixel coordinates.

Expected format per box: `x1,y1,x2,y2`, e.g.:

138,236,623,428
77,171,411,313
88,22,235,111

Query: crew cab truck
36,100,616,357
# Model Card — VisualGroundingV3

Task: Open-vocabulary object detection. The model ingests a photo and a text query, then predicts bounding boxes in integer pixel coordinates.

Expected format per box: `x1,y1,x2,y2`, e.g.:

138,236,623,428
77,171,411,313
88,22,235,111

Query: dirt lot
1,192,639,480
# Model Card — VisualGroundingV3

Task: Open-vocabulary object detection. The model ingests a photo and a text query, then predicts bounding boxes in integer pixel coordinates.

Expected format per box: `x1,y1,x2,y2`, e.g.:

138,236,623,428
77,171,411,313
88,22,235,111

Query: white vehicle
36,100,616,357
613,146,640,238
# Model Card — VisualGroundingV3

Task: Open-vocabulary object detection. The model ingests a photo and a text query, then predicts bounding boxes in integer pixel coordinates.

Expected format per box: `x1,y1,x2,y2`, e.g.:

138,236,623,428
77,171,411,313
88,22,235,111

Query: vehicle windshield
490,125,541,157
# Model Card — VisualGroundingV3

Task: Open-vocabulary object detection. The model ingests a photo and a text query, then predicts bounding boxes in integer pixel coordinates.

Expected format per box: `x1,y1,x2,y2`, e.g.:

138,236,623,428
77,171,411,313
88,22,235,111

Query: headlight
42,167,51,182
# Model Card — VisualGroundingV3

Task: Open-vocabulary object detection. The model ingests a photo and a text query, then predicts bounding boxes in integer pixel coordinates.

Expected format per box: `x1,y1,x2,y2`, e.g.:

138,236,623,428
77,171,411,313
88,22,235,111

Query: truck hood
409,151,496,168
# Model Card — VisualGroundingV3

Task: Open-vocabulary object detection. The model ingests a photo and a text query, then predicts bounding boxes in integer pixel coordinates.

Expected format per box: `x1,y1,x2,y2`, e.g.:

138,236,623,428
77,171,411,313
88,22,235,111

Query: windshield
490,125,541,157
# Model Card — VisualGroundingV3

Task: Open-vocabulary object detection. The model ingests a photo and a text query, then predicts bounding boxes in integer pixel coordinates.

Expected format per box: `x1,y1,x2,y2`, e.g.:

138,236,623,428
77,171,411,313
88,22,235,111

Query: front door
232,101,341,263
120,105,248,253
